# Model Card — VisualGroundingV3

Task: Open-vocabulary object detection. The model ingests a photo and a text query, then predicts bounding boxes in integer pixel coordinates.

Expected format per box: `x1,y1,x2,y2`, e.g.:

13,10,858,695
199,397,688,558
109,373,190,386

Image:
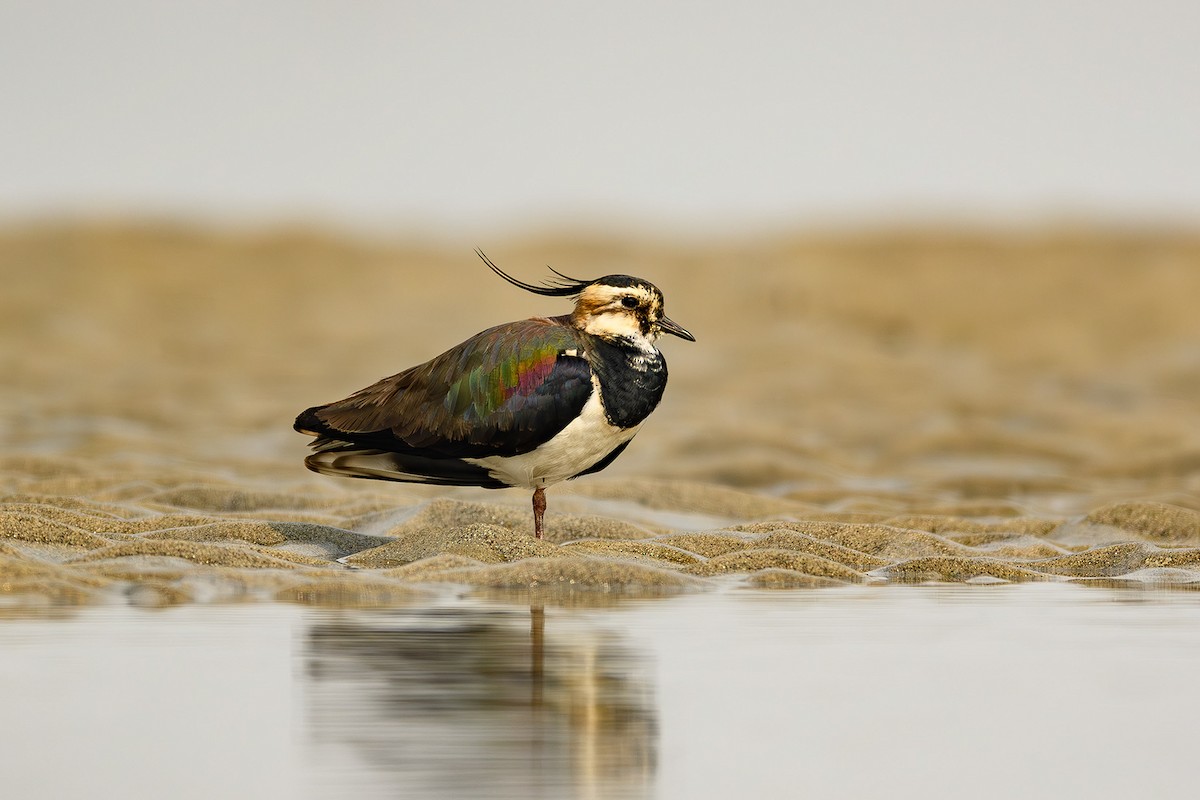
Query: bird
294,251,694,539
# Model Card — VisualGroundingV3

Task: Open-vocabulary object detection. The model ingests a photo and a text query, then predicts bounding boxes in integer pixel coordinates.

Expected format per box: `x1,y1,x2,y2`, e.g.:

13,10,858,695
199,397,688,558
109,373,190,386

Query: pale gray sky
2,0,1197,233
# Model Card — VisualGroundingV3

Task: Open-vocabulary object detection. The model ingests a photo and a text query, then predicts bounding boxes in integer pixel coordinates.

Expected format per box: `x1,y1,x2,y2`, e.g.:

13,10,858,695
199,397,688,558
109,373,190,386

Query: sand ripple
6,486,1200,608
5,225,1200,607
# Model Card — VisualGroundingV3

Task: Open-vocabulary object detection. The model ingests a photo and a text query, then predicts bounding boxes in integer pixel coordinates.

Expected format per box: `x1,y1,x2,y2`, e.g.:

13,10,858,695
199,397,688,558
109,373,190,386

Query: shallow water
3,585,1199,800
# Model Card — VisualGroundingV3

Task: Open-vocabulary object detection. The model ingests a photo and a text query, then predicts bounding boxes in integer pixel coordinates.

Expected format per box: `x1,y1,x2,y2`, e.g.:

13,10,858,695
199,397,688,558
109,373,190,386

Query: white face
573,284,663,341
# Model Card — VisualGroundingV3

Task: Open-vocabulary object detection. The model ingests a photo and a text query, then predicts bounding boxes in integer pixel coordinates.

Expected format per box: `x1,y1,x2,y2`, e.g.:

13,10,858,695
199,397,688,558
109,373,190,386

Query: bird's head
478,250,695,344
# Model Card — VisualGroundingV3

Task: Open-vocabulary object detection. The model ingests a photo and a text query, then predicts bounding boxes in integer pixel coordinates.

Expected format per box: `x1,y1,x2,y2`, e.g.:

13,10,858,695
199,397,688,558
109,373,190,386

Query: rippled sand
3,223,1200,607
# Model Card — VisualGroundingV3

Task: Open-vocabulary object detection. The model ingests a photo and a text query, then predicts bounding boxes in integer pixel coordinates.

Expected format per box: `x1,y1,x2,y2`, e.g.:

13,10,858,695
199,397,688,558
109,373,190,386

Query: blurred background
3,0,1198,234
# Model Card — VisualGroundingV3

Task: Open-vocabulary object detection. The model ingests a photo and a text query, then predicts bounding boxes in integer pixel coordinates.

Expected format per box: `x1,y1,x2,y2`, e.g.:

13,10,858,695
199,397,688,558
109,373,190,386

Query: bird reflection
303,603,657,799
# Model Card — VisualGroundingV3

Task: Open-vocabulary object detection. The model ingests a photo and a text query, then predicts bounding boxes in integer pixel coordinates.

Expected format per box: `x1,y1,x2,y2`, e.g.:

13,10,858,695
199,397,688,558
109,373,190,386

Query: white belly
465,378,639,489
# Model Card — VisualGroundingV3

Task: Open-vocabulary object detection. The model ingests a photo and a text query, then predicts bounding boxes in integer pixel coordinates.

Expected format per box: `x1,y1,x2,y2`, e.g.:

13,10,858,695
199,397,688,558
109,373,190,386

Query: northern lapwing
294,251,694,539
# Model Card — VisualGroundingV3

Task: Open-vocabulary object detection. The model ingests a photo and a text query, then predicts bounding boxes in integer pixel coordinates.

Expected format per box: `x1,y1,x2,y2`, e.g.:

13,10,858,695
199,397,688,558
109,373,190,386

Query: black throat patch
585,334,668,429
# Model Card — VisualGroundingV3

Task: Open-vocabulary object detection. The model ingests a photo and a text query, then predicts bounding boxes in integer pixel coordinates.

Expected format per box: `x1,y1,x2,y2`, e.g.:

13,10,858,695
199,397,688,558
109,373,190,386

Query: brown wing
295,317,593,459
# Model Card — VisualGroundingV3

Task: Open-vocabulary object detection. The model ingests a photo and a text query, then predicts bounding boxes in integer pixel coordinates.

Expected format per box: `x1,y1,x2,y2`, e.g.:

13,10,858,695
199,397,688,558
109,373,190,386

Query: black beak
659,316,696,342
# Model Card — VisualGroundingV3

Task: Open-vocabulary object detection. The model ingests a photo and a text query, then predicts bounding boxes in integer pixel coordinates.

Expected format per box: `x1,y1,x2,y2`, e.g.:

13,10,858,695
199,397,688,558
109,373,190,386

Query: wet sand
3,223,1200,607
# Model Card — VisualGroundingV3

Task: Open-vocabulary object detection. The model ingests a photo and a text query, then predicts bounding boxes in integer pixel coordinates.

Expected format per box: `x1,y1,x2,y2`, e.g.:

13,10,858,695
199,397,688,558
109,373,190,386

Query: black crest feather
476,249,593,297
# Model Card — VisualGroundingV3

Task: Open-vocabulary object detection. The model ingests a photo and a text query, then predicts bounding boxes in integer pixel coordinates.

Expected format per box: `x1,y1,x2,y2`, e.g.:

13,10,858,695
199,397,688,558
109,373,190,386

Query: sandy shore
3,223,1200,607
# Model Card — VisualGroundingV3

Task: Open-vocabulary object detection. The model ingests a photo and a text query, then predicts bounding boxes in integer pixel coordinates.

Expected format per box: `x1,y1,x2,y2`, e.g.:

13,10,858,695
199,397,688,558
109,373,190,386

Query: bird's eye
621,296,639,309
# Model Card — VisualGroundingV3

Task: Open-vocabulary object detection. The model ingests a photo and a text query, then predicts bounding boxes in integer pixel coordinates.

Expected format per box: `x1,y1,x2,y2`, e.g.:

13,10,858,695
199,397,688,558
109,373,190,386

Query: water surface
3,585,1198,799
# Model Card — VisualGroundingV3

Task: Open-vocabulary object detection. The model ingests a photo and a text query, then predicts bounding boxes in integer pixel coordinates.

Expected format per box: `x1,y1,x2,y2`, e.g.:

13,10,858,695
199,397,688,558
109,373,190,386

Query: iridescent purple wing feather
295,317,593,460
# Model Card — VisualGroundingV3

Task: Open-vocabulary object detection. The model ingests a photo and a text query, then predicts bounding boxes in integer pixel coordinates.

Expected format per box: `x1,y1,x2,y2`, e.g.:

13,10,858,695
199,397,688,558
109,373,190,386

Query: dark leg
532,486,547,539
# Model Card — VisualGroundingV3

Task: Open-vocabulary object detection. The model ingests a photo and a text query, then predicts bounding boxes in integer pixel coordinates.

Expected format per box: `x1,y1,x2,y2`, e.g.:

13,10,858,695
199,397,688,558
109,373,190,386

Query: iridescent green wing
301,318,592,458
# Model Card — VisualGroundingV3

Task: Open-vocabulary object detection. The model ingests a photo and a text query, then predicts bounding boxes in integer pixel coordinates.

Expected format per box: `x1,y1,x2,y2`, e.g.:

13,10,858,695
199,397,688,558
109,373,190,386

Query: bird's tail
302,447,506,488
